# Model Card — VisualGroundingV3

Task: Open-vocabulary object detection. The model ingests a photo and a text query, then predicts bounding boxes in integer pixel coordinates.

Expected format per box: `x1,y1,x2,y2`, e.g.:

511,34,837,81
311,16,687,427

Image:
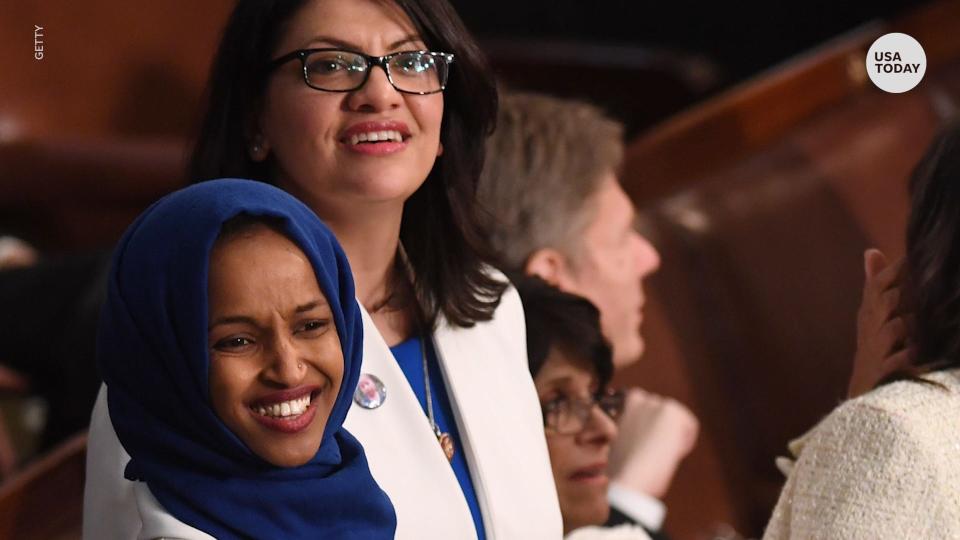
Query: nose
262,333,307,387
345,64,402,113
633,231,661,277
577,404,618,446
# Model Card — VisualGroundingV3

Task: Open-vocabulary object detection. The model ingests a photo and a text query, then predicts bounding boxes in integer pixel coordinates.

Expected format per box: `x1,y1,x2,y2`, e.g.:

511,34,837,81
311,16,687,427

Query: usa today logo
866,33,926,93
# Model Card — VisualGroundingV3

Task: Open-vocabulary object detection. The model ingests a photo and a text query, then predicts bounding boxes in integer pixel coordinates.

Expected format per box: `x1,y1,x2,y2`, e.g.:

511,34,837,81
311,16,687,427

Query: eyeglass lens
544,391,624,434
303,50,447,93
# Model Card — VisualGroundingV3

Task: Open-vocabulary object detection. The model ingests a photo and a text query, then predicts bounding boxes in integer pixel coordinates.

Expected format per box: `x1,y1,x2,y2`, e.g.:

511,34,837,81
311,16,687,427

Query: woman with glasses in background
83,0,561,538
517,275,653,540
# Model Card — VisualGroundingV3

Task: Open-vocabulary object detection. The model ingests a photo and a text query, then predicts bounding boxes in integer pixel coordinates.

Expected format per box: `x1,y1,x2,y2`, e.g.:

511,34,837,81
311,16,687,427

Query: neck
329,207,418,346
276,176,416,344
324,208,404,311
277,174,402,307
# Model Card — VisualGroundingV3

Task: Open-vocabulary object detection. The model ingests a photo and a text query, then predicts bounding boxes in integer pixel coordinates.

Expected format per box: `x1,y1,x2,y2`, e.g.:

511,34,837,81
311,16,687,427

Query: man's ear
524,247,574,288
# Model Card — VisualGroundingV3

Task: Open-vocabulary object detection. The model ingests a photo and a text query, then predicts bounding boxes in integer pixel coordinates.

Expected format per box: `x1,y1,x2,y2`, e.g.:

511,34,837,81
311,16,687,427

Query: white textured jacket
764,368,960,539
83,284,563,539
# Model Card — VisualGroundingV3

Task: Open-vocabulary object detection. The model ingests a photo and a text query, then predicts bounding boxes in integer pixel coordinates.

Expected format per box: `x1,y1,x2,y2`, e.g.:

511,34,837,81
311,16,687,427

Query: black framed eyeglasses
542,388,625,435
267,48,455,95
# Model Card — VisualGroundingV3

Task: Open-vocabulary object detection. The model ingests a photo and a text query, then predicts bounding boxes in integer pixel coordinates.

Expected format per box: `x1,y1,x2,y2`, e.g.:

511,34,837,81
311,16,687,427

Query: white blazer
763,368,960,539
83,284,563,539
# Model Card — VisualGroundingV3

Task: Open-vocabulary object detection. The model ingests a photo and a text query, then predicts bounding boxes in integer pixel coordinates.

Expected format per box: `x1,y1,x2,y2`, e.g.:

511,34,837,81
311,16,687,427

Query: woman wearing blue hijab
97,178,396,538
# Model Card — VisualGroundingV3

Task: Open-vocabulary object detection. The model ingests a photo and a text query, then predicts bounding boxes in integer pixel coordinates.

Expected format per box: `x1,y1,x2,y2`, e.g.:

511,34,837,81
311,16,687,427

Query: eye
213,336,254,352
305,52,363,76
307,58,348,74
296,319,330,336
542,395,568,413
392,52,434,75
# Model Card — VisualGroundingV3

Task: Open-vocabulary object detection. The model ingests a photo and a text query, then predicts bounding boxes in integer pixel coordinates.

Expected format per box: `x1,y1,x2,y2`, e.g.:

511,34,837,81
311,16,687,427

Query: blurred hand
608,388,699,498
848,248,913,399
0,236,38,270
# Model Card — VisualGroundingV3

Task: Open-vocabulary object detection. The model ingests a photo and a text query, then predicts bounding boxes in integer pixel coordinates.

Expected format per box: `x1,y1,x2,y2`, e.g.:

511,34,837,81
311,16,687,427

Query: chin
343,161,428,194
612,338,644,369
259,446,319,468
342,175,425,205
563,501,611,533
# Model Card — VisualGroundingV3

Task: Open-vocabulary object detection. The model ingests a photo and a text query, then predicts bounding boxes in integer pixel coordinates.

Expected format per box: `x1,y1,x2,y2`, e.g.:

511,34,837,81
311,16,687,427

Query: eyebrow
208,315,258,330
538,374,575,393
294,299,328,313
208,298,328,330
303,34,424,52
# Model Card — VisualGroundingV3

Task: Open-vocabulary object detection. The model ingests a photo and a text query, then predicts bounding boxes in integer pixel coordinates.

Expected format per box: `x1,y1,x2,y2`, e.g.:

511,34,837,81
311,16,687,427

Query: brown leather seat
0,433,86,539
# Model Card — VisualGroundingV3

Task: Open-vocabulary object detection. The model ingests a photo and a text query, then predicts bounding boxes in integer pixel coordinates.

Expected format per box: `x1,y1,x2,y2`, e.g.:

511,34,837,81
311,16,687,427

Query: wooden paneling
0,1,232,139
624,0,960,206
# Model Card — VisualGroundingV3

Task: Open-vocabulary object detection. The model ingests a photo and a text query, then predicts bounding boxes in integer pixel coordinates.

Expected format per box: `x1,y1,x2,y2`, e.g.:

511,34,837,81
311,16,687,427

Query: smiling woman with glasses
83,0,562,538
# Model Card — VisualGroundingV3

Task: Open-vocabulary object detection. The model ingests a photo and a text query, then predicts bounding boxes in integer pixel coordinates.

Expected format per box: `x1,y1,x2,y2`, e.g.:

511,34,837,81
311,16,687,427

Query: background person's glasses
542,388,626,435
268,48,455,95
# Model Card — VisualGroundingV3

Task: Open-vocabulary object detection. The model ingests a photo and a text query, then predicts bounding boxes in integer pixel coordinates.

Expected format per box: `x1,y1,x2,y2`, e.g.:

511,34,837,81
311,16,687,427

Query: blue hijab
97,179,396,539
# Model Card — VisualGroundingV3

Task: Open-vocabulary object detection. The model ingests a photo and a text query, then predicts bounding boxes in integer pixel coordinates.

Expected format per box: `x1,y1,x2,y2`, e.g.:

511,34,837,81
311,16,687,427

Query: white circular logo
866,33,926,93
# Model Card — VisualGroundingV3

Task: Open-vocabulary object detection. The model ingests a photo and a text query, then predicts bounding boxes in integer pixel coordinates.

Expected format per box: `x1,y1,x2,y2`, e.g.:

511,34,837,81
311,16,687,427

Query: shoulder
434,266,529,382
802,369,960,485
133,483,216,540
856,368,960,409
444,265,525,343
84,385,141,538
83,387,216,540
818,369,960,448
764,369,960,539
481,264,521,316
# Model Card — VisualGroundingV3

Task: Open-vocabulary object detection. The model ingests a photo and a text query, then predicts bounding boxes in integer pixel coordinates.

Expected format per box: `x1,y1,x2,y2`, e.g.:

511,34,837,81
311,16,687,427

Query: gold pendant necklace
398,247,454,463
420,333,455,462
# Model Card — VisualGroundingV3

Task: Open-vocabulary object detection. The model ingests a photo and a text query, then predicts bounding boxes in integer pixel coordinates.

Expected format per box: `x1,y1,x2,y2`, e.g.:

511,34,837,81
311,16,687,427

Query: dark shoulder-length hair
188,0,505,328
900,119,960,375
512,274,614,390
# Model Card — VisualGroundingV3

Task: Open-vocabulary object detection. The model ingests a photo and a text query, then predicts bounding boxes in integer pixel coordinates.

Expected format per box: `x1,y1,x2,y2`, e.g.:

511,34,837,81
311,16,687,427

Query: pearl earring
250,138,267,160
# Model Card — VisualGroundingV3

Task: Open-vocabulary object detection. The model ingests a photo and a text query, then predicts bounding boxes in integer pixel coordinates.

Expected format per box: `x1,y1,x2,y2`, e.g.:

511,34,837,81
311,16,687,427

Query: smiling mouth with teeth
347,130,405,145
252,393,313,419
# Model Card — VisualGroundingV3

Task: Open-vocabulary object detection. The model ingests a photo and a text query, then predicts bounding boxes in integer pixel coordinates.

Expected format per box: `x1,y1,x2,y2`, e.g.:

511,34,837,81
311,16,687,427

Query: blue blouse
389,337,487,540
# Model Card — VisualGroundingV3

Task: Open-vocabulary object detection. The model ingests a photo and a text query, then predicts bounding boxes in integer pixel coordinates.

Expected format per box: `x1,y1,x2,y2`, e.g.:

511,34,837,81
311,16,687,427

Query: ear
245,106,271,162
436,141,444,157
524,247,575,288
248,133,271,162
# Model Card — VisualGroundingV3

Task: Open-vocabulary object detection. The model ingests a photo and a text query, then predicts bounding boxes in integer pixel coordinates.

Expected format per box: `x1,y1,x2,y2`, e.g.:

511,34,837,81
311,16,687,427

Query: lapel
344,304,477,539
345,256,562,539
431,288,563,540
431,318,498,535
